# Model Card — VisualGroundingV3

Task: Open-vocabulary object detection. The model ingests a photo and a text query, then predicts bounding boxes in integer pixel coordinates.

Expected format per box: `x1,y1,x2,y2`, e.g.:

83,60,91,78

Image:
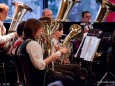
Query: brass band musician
81,11,93,37
0,3,17,50
42,8,53,19
17,18,77,86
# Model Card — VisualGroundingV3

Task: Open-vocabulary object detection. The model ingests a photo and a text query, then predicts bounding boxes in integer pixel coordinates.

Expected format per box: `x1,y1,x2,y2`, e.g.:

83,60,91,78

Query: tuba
39,17,61,70
4,2,32,54
57,0,80,21
40,17,60,56
8,1,33,32
95,0,115,22
61,24,82,63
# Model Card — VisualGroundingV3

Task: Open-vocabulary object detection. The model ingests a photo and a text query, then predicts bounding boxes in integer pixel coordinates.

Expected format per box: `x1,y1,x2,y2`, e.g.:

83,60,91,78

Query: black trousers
45,70,78,86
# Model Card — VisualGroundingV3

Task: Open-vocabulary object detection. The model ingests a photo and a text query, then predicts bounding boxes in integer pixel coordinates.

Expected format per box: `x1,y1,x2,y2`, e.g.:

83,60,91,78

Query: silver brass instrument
4,2,32,54
61,24,82,63
57,0,80,21
95,0,115,22
8,1,33,32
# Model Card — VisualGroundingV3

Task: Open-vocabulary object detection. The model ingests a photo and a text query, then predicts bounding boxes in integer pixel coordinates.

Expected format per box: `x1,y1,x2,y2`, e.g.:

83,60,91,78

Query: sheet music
80,36,101,62
80,36,91,58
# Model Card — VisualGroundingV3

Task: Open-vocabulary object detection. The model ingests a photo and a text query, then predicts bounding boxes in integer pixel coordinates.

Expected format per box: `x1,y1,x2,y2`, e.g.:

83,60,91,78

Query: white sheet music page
84,36,101,61
80,36,91,59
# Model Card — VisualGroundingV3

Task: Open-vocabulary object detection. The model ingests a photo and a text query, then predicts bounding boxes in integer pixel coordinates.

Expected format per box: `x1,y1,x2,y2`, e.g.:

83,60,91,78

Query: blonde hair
0,3,9,12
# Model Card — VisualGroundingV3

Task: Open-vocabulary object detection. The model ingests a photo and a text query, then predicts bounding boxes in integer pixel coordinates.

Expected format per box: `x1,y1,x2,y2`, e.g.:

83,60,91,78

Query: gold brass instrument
61,24,82,63
8,1,33,32
41,18,60,56
40,17,61,70
57,0,80,21
94,0,115,57
43,18,52,56
95,0,115,22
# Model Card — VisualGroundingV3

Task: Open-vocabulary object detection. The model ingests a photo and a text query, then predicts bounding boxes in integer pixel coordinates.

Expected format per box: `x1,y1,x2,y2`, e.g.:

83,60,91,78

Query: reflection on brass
8,1,32,32
95,52,103,58
57,0,80,21
95,0,115,22
61,24,82,63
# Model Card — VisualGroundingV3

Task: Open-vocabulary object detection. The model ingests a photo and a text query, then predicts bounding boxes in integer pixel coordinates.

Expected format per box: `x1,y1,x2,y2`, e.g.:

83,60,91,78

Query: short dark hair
17,21,26,36
82,11,90,18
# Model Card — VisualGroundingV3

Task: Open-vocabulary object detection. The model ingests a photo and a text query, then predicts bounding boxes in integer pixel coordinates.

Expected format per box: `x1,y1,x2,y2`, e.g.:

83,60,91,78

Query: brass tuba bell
95,0,115,22
57,0,80,21
8,1,33,32
61,24,82,63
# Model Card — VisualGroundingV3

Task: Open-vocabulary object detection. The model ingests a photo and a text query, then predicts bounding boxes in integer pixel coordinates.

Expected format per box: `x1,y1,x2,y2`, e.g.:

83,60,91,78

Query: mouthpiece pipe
6,16,17,21
62,34,67,36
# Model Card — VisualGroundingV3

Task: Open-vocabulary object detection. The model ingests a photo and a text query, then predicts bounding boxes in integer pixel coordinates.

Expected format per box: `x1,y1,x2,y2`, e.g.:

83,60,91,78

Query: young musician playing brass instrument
17,18,77,86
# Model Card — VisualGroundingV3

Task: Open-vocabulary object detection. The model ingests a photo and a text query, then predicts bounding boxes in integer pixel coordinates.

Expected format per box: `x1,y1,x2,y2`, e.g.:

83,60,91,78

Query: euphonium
95,0,115,22
61,24,82,63
8,1,33,32
57,0,80,21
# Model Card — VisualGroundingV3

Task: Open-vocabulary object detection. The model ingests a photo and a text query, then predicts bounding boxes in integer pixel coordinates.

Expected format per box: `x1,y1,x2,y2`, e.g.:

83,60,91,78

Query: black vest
19,39,46,86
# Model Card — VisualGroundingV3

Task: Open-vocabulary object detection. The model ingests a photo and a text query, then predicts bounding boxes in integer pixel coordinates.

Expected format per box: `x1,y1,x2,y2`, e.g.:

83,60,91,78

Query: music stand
79,29,102,61
80,36,101,62
97,34,115,86
75,29,102,85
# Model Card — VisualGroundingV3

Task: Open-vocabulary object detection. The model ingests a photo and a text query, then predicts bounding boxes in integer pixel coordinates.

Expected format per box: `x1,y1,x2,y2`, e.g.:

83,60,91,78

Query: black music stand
97,34,115,86
74,29,103,85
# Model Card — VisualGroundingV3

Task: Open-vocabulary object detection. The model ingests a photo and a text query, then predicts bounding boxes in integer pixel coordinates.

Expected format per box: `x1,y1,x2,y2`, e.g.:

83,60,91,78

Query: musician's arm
0,32,16,44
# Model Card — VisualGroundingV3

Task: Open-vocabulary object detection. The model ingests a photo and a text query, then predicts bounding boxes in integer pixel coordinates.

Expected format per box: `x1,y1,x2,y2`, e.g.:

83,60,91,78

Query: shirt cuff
55,51,61,57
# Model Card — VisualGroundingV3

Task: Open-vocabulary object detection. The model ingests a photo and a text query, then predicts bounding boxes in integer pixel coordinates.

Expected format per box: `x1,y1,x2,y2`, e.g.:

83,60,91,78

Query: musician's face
55,30,63,38
36,27,43,38
0,9,8,21
82,13,91,23
44,10,53,18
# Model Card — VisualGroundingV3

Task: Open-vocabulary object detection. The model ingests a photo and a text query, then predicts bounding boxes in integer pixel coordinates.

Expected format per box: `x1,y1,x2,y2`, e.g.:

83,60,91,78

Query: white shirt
0,21,15,44
0,33,15,44
26,41,46,70
83,24,93,38
51,38,60,53
0,21,6,35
